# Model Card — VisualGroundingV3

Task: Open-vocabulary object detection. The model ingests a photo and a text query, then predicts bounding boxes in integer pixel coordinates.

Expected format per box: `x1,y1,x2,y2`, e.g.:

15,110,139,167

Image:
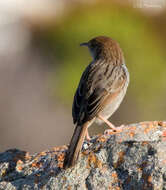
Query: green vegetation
42,2,166,120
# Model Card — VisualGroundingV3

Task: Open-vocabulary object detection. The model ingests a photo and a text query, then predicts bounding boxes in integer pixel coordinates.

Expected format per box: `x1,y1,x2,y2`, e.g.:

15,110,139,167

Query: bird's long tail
63,123,88,168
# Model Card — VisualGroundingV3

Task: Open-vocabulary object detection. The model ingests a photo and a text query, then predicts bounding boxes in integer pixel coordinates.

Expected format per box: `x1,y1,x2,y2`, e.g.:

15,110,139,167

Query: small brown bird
64,36,129,168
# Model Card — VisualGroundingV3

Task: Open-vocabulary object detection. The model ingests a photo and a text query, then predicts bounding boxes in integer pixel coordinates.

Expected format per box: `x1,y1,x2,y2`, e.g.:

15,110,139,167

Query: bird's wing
72,60,128,125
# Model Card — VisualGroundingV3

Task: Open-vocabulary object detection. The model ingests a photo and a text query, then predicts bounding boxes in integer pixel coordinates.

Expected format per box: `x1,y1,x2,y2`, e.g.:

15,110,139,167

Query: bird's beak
80,42,89,47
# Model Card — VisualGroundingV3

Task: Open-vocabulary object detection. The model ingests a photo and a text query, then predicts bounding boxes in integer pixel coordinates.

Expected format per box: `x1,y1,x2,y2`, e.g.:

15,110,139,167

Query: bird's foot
104,125,125,135
85,131,91,141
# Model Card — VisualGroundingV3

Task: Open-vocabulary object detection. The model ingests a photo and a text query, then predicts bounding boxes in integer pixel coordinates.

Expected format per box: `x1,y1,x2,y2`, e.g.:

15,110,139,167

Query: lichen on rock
0,121,166,189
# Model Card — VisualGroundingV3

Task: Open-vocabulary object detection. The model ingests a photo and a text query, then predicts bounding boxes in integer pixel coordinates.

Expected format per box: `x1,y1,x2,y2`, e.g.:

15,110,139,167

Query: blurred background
0,0,166,153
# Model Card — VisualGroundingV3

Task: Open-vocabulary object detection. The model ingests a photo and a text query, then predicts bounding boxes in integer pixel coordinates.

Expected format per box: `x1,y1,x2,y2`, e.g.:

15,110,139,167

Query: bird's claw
104,125,125,135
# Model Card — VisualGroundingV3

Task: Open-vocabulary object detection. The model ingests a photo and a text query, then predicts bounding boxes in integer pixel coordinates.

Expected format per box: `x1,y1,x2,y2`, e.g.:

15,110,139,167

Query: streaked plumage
64,36,129,168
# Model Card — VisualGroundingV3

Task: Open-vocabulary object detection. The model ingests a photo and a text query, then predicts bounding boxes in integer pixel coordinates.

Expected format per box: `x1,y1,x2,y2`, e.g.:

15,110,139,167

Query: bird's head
80,36,123,64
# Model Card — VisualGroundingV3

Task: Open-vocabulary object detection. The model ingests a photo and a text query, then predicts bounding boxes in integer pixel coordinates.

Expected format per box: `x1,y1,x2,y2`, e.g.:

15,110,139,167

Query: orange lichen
114,151,125,168
129,126,137,131
58,162,63,168
111,172,118,178
142,173,153,188
52,147,60,151
52,145,68,152
126,126,136,137
105,130,117,135
129,131,135,138
87,152,102,169
162,130,166,137
57,153,65,162
17,166,23,171
33,157,39,162
137,167,142,172
140,122,149,128
67,185,71,190
147,176,152,183
144,125,154,134
141,121,157,129
97,135,107,143
31,162,41,168
119,151,125,158
57,152,65,168
153,121,159,126
141,141,148,146
39,151,47,156
17,160,23,165
109,185,120,190
158,121,166,127
82,150,89,155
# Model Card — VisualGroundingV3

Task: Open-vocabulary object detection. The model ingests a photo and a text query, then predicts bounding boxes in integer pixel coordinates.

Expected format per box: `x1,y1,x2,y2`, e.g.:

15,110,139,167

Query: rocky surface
1,121,166,189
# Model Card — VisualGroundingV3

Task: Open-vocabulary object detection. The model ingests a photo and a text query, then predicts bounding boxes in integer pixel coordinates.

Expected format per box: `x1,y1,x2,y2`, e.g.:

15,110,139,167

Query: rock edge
0,121,166,190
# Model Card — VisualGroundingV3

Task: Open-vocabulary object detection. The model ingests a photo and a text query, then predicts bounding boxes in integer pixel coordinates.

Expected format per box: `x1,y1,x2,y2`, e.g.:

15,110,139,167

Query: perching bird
63,36,129,168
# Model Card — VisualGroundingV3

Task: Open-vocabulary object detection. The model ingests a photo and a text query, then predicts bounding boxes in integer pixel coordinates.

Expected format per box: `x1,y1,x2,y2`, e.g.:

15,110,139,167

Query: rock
0,121,166,189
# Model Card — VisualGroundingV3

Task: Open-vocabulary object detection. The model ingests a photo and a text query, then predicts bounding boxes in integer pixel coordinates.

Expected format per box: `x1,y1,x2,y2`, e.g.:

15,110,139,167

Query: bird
63,36,129,168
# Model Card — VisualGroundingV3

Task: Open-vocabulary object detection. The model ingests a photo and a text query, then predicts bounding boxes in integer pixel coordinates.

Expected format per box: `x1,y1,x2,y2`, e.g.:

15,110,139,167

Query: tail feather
63,124,88,168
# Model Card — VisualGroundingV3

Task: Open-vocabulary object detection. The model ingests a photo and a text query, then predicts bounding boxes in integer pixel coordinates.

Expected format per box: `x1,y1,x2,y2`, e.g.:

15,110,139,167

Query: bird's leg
97,115,117,130
97,115,124,134
85,129,91,141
